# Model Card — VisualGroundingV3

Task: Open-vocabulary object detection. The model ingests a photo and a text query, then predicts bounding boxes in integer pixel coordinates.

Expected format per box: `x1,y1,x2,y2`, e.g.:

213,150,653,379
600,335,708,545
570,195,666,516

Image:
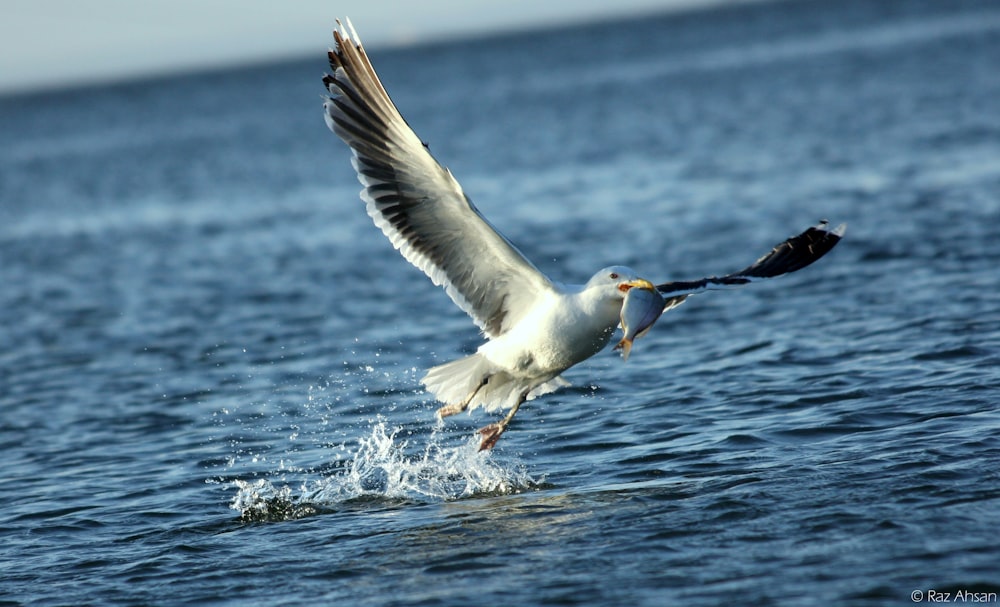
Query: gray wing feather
323,20,554,339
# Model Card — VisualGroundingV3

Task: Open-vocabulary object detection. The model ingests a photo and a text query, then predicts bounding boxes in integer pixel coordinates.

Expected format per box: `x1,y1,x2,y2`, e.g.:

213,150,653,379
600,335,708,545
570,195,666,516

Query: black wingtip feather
734,221,844,279
654,221,845,296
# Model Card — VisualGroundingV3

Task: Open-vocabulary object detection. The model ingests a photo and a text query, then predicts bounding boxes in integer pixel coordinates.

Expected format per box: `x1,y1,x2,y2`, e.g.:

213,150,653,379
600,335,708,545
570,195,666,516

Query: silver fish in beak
614,282,665,361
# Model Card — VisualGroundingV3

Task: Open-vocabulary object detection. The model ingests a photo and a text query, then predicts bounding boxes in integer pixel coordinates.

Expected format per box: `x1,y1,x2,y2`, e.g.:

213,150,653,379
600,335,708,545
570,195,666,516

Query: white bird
322,19,844,450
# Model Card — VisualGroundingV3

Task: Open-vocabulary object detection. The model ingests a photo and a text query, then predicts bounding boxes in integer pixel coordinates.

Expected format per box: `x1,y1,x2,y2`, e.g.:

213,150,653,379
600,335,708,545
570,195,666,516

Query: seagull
322,19,844,450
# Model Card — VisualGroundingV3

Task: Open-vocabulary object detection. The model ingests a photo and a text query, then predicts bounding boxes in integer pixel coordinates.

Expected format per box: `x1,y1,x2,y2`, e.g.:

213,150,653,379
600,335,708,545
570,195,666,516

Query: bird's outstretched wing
323,19,555,339
656,221,845,297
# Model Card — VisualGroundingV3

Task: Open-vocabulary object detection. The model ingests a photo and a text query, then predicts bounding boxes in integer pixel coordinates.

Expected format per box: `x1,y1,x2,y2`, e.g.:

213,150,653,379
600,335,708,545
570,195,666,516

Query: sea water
2,0,999,604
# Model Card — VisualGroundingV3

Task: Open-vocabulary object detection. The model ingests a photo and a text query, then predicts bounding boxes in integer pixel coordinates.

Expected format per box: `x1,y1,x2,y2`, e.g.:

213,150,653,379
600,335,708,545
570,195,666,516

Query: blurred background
2,1,998,605
2,0,735,93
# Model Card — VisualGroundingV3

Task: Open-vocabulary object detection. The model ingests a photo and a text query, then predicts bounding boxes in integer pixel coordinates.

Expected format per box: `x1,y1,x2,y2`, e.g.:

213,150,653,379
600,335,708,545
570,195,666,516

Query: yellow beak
622,278,656,292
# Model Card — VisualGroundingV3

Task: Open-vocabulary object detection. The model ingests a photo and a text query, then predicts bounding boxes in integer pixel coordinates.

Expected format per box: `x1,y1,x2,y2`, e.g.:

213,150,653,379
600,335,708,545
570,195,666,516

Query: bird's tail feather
422,354,568,413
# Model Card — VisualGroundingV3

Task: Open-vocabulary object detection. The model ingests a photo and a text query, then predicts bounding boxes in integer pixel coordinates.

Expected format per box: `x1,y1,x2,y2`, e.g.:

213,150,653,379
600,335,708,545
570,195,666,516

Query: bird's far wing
655,221,845,297
323,19,555,339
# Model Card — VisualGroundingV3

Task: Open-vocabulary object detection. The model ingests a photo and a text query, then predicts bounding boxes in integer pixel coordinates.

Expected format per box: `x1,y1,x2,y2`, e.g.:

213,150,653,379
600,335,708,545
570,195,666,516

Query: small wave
229,418,538,522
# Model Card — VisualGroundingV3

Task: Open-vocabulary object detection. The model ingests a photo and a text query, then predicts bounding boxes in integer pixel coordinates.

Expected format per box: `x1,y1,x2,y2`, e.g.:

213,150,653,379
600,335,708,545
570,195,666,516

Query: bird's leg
477,389,530,451
436,376,489,418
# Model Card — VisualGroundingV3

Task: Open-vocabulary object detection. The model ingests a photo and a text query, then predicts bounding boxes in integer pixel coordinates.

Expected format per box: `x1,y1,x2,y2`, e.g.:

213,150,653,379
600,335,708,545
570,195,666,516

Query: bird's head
588,266,656,299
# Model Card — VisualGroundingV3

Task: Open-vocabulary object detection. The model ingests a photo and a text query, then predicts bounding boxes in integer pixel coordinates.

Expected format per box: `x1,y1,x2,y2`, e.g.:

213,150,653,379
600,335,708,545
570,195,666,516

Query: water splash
229,417,538,522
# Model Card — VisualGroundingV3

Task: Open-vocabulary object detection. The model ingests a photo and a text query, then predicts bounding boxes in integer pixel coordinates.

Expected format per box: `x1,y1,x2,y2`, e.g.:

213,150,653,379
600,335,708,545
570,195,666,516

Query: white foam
228,417,537,521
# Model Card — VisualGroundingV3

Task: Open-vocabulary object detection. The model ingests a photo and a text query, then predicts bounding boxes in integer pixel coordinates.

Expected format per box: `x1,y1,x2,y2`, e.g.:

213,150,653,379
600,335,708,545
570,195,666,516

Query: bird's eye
609,272,619,279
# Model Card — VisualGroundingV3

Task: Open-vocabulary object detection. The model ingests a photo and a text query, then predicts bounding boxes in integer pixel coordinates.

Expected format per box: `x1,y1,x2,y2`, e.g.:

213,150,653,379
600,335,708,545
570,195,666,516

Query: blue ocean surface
2,0,999,605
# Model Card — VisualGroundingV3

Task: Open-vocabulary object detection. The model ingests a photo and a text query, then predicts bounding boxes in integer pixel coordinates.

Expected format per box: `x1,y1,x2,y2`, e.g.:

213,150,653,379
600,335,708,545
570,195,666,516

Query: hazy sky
1,0,738,93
